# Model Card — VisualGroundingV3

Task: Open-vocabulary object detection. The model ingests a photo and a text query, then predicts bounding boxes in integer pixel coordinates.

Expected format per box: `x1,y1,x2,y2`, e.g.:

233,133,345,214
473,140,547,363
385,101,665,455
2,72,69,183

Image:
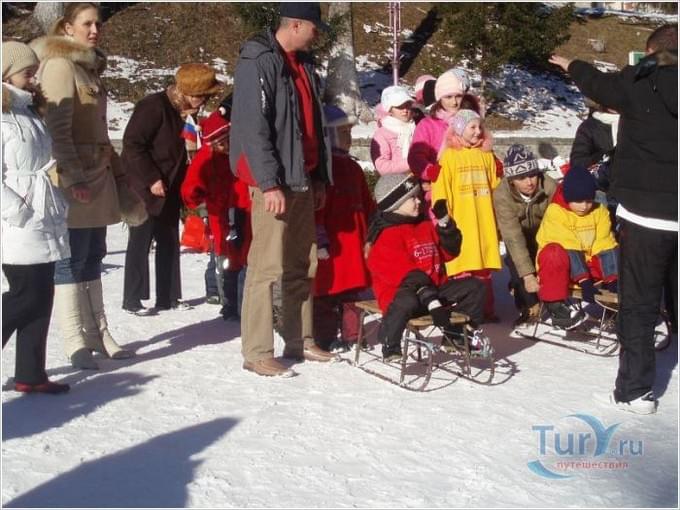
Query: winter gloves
415,281,451,332
431,199,462,257
431,199,450,228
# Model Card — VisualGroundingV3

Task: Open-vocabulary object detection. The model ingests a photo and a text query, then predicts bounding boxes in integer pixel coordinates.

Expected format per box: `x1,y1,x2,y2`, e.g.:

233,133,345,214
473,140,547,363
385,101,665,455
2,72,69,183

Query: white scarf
381,115,416,160
592,111,620,147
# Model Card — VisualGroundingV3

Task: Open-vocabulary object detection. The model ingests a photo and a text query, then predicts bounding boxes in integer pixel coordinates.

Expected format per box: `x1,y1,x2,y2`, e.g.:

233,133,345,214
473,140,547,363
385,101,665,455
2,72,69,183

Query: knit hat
414,74,435,104
562,165,597,203
503,144,540,179
434,68,470,101
324,104,355,149
200,109,230,143
380,85,413,111
175,63,222,97
2,41,39,81
449,109,480,136
374,172,421,212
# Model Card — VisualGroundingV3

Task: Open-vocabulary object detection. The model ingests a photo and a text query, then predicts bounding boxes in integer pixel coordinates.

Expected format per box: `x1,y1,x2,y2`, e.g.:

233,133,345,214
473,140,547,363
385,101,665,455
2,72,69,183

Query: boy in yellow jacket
536,165,618,329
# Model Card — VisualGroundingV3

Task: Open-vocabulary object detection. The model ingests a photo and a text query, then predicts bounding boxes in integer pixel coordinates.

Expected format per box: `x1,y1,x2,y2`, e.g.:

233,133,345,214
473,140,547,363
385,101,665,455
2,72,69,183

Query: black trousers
123,215,181,308
615,219,678,402
380,276,486,353
2,263,55,384
505,235,539,312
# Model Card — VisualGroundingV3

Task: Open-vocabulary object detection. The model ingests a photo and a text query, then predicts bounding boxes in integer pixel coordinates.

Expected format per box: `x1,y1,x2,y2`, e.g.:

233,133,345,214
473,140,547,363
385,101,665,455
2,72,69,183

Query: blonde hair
50,2,99,36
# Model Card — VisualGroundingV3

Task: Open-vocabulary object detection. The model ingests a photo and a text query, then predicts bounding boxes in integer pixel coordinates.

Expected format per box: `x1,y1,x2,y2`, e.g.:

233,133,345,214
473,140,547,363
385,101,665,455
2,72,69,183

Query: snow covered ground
2,225,678,508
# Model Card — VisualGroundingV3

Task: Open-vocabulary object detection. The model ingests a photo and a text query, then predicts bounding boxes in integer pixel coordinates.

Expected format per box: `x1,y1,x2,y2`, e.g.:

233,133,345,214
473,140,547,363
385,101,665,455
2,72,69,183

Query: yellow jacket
433,147,502,275
536,188,617,261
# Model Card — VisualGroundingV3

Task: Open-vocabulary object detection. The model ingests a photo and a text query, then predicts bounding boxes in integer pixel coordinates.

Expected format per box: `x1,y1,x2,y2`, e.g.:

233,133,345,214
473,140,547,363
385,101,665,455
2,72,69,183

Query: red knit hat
200,108,230,143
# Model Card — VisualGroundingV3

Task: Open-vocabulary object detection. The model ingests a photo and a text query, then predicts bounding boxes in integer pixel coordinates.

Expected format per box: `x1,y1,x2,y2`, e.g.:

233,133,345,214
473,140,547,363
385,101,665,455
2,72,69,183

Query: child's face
210,134,229,154
6,65,38,91
440,93,464,114
335,124,352,152
511,174,539,196
394,195,421,217
461,119,483,145
389,101,413,123
568,200,594,216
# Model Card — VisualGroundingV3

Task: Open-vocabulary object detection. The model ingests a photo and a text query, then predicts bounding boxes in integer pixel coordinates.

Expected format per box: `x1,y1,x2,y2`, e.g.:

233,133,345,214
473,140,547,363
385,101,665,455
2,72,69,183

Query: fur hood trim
29,35,106,73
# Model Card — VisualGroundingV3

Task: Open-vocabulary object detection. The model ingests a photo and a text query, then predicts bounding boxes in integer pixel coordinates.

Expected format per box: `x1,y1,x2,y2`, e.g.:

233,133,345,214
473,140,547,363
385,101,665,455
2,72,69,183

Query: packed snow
2,219,678,508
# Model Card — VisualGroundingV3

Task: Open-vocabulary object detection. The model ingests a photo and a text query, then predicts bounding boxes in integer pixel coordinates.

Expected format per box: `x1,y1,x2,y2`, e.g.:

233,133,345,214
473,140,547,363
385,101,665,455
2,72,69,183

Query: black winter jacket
569,50,677,221
570,115,614,169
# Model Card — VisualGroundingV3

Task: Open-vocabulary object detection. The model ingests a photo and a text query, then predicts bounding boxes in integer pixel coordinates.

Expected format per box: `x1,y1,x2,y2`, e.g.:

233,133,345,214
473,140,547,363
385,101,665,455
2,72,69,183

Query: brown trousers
241,187,317,362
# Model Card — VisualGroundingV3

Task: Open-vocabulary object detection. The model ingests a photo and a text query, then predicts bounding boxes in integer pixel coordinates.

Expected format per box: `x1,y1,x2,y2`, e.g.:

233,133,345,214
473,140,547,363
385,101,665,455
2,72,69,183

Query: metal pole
390,1,401,85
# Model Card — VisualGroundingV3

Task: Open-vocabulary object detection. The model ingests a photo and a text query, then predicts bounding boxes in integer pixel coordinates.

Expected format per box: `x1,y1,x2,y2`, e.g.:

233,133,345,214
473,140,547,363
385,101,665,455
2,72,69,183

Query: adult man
550,24,677,414
230,2,335,377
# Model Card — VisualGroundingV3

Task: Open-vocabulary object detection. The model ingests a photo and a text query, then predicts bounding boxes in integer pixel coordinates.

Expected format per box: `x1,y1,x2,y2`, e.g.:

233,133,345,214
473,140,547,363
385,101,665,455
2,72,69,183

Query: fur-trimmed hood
2,83,47,116
29,35,106,74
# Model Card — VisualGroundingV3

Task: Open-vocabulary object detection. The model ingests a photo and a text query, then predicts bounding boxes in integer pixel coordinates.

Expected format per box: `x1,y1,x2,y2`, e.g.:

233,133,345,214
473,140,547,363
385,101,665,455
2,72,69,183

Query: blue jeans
54,227,107,284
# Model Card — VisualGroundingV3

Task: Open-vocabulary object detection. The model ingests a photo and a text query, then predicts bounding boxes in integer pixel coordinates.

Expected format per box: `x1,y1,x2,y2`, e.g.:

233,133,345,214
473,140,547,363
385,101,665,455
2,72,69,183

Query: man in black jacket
550,24,677,414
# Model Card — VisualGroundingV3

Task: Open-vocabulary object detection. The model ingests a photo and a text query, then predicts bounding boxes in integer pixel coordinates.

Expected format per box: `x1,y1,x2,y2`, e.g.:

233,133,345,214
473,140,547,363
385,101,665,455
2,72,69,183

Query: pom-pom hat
503,144,541,179
200,109,230,143
374,172,421,212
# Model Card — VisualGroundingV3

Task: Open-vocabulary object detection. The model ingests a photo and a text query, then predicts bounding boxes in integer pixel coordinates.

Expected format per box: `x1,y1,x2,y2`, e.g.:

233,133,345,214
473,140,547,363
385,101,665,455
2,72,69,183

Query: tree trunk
32,2,65,35
323,3,373,122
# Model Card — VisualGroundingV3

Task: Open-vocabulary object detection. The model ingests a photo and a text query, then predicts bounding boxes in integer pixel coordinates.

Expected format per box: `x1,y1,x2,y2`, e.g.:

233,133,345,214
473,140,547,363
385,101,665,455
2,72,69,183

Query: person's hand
150,179,166,197
431,199,450,227
317,247,330,260
549,55,572,73
313,183,326,211
70,183,91,203
523,274,540,294
263,188,286,215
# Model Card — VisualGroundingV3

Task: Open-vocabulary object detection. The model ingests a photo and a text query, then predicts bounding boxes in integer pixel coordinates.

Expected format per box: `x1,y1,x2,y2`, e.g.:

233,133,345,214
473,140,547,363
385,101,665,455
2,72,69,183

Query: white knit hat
2,41,39,81
380,85,413,111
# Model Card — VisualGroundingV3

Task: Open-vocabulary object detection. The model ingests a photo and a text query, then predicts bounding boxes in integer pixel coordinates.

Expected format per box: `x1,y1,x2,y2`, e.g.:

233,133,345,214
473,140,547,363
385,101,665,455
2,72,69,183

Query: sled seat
352,300,493,390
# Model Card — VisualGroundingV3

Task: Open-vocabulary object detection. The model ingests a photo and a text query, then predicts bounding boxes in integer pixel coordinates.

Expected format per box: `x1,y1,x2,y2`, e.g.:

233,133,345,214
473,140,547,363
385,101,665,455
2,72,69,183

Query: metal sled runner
352,300,496,391
515,287,672,355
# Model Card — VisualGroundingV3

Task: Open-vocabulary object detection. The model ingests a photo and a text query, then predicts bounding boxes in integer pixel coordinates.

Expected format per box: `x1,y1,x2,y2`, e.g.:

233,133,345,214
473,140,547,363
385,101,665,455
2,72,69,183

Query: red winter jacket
314,153,376,296
367,220,453,313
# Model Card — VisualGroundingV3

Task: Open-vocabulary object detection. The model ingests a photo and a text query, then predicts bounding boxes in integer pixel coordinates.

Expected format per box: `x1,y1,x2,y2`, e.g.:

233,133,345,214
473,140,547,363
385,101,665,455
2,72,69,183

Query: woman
2,41,70,393
31,2,133,370
122,63,222,315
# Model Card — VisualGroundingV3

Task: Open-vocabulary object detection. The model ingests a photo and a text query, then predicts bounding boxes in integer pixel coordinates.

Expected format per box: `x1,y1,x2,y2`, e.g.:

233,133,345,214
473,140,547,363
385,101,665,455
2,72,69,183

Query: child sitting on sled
366,172,491,362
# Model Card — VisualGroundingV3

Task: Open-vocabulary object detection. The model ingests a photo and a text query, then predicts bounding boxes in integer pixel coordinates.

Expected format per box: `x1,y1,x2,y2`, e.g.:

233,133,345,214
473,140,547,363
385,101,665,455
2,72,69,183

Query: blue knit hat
563,165,597,202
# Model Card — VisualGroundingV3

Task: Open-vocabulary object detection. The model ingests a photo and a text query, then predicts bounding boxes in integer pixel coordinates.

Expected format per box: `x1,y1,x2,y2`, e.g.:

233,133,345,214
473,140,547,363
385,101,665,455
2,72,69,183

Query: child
536,165,618,329
314,105,376,352
414,74,436,111
432,109,501,322
2,42,70,393
408,68,480,187
181,108,240,319
366,172,491,362
493,144,558,328
371,86,416,175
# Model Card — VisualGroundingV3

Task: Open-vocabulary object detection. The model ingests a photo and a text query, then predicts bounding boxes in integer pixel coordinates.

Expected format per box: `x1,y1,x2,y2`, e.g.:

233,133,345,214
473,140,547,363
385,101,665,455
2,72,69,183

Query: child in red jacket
366,172,491,361
313,105,376,352
181,108,250,320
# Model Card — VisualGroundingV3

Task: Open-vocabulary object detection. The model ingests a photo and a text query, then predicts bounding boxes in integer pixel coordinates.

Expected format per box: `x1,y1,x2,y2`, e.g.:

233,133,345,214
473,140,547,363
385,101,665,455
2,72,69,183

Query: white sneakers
595,390,658,415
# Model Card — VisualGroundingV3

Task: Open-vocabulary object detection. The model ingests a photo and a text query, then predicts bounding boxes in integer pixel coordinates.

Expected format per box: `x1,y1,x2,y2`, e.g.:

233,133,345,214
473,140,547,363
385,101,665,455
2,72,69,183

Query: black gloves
431,199,450,227
429,304,451,331
579,279,601,303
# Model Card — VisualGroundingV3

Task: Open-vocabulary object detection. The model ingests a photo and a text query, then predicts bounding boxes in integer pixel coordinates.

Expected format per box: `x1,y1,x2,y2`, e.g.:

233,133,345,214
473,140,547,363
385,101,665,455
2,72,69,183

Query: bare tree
323,3,372,122
32,2,65,35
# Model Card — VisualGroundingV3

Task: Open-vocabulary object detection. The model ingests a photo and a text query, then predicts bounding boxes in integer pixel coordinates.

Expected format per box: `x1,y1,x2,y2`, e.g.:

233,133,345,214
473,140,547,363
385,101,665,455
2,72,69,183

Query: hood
29,35,107,74
2,83,32,113
635,49,677,117
551,184,573,212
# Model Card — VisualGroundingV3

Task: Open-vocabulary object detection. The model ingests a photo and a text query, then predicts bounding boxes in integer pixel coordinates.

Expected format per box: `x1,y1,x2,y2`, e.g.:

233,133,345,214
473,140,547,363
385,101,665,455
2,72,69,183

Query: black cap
279,2,330,32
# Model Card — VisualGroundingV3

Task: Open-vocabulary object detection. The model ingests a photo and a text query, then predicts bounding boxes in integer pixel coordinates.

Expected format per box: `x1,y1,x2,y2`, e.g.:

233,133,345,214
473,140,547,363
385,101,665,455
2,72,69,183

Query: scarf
381,115,416,160
366,211,423,245
592,111,620,147
435,108,458,123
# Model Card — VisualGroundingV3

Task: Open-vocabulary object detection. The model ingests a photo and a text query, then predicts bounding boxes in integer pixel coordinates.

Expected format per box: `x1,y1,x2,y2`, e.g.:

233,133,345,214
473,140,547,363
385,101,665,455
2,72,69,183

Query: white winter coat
1,83,70,265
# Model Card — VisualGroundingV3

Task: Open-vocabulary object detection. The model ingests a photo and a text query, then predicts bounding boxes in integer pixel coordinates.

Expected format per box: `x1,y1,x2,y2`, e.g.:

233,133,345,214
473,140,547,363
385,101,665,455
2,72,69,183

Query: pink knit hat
434,68,470,101
449,109,480,136
414,74,435,104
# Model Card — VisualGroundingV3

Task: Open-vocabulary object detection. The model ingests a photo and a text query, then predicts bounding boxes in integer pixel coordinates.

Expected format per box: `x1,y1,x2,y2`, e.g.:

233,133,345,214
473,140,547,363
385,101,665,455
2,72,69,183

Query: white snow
2,225,678,508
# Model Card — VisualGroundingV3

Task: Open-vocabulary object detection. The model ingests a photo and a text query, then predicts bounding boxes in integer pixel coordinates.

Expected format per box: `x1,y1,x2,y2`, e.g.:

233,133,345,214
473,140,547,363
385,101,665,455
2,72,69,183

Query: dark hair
430,93,481,118
646,24,678,52
51,2,99,36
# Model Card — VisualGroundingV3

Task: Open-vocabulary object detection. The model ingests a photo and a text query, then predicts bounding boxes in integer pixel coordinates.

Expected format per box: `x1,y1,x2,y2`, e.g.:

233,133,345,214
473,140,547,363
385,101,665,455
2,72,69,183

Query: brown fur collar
29,35,107,74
